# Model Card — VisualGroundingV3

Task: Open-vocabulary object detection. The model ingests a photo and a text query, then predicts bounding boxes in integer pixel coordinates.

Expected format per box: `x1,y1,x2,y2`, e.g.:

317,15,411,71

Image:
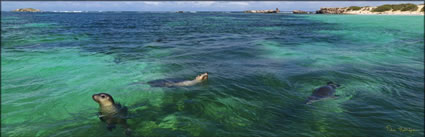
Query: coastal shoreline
3,11,424,16
316,4,424,16
6,4,425,16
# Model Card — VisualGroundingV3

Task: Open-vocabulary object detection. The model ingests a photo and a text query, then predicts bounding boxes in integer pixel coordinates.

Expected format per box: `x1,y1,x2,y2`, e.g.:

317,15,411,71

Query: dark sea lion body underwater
92,93,132,136
305,82,341,104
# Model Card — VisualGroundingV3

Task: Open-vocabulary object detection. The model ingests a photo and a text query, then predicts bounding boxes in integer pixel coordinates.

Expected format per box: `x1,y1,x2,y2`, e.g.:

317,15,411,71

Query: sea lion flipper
97,112,106,122
99,117,105,122
122,106,129,119
107,124,116,131
124,124,133,136
115,103,129,118
331,95,340,98
125,128,133,136
123,106,128,113
305,100,312,104
305,96,316,104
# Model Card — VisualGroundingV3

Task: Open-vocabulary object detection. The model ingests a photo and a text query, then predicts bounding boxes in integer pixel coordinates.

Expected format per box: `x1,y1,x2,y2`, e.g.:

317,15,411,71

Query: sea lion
92,93,132,136
147,73,208,87
305,82,340,104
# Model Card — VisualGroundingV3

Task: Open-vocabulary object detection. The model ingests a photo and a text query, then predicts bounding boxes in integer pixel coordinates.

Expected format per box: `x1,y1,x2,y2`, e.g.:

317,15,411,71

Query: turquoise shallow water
1,12,424,137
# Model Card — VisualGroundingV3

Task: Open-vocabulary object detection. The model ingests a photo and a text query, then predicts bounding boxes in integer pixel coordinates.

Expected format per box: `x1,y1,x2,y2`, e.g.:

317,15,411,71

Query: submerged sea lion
305,82,340,104
92,93,132,136
147,73,208,87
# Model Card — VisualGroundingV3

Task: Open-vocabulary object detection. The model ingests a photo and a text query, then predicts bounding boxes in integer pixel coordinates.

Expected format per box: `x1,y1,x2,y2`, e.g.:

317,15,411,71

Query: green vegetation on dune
372,4,393,12
391,4,406,11
421,6,424,12
399,4,418,11
372,3,418,12
348,6,362,11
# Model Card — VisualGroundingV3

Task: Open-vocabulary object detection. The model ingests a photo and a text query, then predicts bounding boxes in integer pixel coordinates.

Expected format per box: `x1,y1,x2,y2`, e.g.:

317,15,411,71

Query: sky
1,1,424,11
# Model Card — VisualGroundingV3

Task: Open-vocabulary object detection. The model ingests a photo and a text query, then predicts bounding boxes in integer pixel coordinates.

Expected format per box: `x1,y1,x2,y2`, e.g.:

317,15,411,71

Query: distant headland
242,3,423,15
316,3,424,15
13,8,41,12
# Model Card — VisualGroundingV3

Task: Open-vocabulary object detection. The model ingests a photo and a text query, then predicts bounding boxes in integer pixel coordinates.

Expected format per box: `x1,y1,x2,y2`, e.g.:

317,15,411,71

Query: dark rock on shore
316,7,347,14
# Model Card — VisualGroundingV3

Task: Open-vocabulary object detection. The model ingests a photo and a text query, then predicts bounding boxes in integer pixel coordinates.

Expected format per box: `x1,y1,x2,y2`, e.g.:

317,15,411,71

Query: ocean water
1,12,424,137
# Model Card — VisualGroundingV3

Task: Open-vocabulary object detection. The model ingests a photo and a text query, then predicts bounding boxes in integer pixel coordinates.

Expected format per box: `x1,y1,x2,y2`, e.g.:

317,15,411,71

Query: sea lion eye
101,95,106,98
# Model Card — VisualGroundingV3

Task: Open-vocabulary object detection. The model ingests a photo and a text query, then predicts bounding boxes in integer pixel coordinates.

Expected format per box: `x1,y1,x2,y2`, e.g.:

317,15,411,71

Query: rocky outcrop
292,10,311,14
316,4,424,15
316,7,347,14
245,8,280,13
13,8,41,12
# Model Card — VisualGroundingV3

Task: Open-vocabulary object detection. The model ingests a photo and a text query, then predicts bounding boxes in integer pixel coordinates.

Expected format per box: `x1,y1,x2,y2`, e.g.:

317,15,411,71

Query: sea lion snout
92,93,115,104
92,94,98,102
327,81,340,88
201,73,208,80
196,73,208,81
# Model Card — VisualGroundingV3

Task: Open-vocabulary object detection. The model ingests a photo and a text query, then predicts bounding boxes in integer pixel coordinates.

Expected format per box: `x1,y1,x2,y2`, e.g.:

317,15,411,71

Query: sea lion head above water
194,73,208,81
92,93,115,107
305,81,341,104
327,81,340,89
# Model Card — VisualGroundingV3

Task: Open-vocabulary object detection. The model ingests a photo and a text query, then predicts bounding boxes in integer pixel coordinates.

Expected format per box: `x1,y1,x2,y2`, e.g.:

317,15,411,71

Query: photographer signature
386,125,419,133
